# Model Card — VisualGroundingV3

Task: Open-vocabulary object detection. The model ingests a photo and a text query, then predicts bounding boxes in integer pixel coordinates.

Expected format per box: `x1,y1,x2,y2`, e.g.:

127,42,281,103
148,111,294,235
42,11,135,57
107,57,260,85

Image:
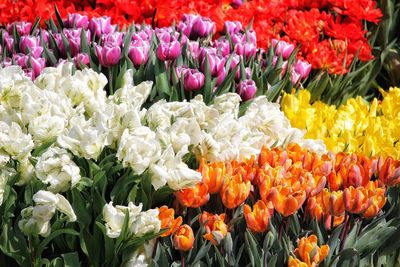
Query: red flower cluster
0,0,382,74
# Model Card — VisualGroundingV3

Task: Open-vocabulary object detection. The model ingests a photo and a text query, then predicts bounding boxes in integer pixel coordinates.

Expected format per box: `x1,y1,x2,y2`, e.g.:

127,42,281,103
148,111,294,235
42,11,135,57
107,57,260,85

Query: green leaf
192,242,212,265
203,55,212,104
54,5,64,29
0,223,30,266
62,252,80,267
334,248,360,267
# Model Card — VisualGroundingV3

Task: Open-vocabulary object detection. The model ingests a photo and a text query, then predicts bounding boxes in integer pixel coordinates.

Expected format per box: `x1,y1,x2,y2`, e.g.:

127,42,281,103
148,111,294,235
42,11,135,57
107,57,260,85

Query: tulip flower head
291,235,329,267
158,206,183,237
175,182,210,208
199,212,228,245
220,174,251,209
95,44,121,67
244,200,271,233
156,40,181,61
173,224,194,251
236,79,257,101
183,69,205,92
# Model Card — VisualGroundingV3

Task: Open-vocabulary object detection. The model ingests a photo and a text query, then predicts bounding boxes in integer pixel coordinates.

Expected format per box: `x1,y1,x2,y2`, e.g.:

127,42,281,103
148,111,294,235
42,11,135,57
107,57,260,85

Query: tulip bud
89,17,116,37
236,79,257,101
156,41,181,61
95,45,121,67
66,13,89,29
183,69,205,91
271,39,295,59
200,159,226,194
293,59,312,79
201,54,226,77
231,0,244,8
290,70,302,84
223,21,242,35
191,17,215,39
173,224,194,251
128,40,150,67
343,186,371,214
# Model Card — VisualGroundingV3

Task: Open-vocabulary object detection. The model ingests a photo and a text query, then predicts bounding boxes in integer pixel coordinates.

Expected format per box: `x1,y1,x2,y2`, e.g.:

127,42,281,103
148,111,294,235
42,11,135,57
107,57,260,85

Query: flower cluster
281,88,400,159
0,13,310,102
0,0,381,73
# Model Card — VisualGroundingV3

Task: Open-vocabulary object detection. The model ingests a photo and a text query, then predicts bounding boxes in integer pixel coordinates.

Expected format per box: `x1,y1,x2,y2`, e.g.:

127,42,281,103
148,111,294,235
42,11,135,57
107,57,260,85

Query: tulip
175,182,209,208
271,39,295,59
199,212,228,245
220,174,251,209
363,181,386,219
199,159,226,194
321,189,345,216
244,200,270,233
158,206,183,237
236,79,257,101
201,53,225,77
7,22,32,36
177,14,199,37
89,17,116,37
293,235,329,266
156,41,181,61
128,40,150,67
234,42,256,58
343,186,371,214
73,53,90,67
95,45,121,67
269,186,306,217
223,21,242,35
4,33,14,53
344,163,369,188
293,59,312,79
19,36,40,55
258,169,274,201
101,32,124,47
173,224,194,251
213,39,231,57
191,17,215,39
291,70,302,85
187,41,200,59
216,67,227,86
66,13,89,29
378,156,400,186
288,257,308,267
231,0,244,8
183,69,205,92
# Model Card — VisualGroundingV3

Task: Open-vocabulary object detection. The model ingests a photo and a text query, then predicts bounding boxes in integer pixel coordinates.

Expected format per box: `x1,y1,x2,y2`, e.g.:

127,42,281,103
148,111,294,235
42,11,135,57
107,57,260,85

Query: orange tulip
258,168,275,202
363,181,386,219
231,156,257,183
269,185,306,217
288,256,308,267
175,182,210,208
343,163,369,188
378,156,400,186
173,224,194,251
294,235,329,266
305,195,324,222
199,212,228,245
324,214,345,231
244,200,271,233
200,158,226,194
220,174,251,209
321,189,345,216
158,206,183,237
327,171,342,191
343,186,371,214
258,146,287,168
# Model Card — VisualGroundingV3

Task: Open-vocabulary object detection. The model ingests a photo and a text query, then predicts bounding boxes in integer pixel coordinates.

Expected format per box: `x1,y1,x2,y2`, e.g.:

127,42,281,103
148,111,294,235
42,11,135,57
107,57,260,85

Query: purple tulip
290,70,302,85
216,67,227,86
293,59,312,79
213,39,231,57
89,17,116,37
199,47,217,63
271,39,294,60
231,0,244,8
234,42,256,58
178,14,199,37
15,55,45,78
245,30,257,45
184,69,205,91
155,28,179,43
272,56,289,75
235,66,252,81
132,30,152,42
128,40,150,67
187,41,200,59
73,53,90,67
191,17,215,39
95,45,121,67
3,32,14,52
201,53,226,77
236,79,257,101
101,32,124,47
24,68,35,80
7,22,32,36
66,13,89,29
156,41,181,61
223,21,242,35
